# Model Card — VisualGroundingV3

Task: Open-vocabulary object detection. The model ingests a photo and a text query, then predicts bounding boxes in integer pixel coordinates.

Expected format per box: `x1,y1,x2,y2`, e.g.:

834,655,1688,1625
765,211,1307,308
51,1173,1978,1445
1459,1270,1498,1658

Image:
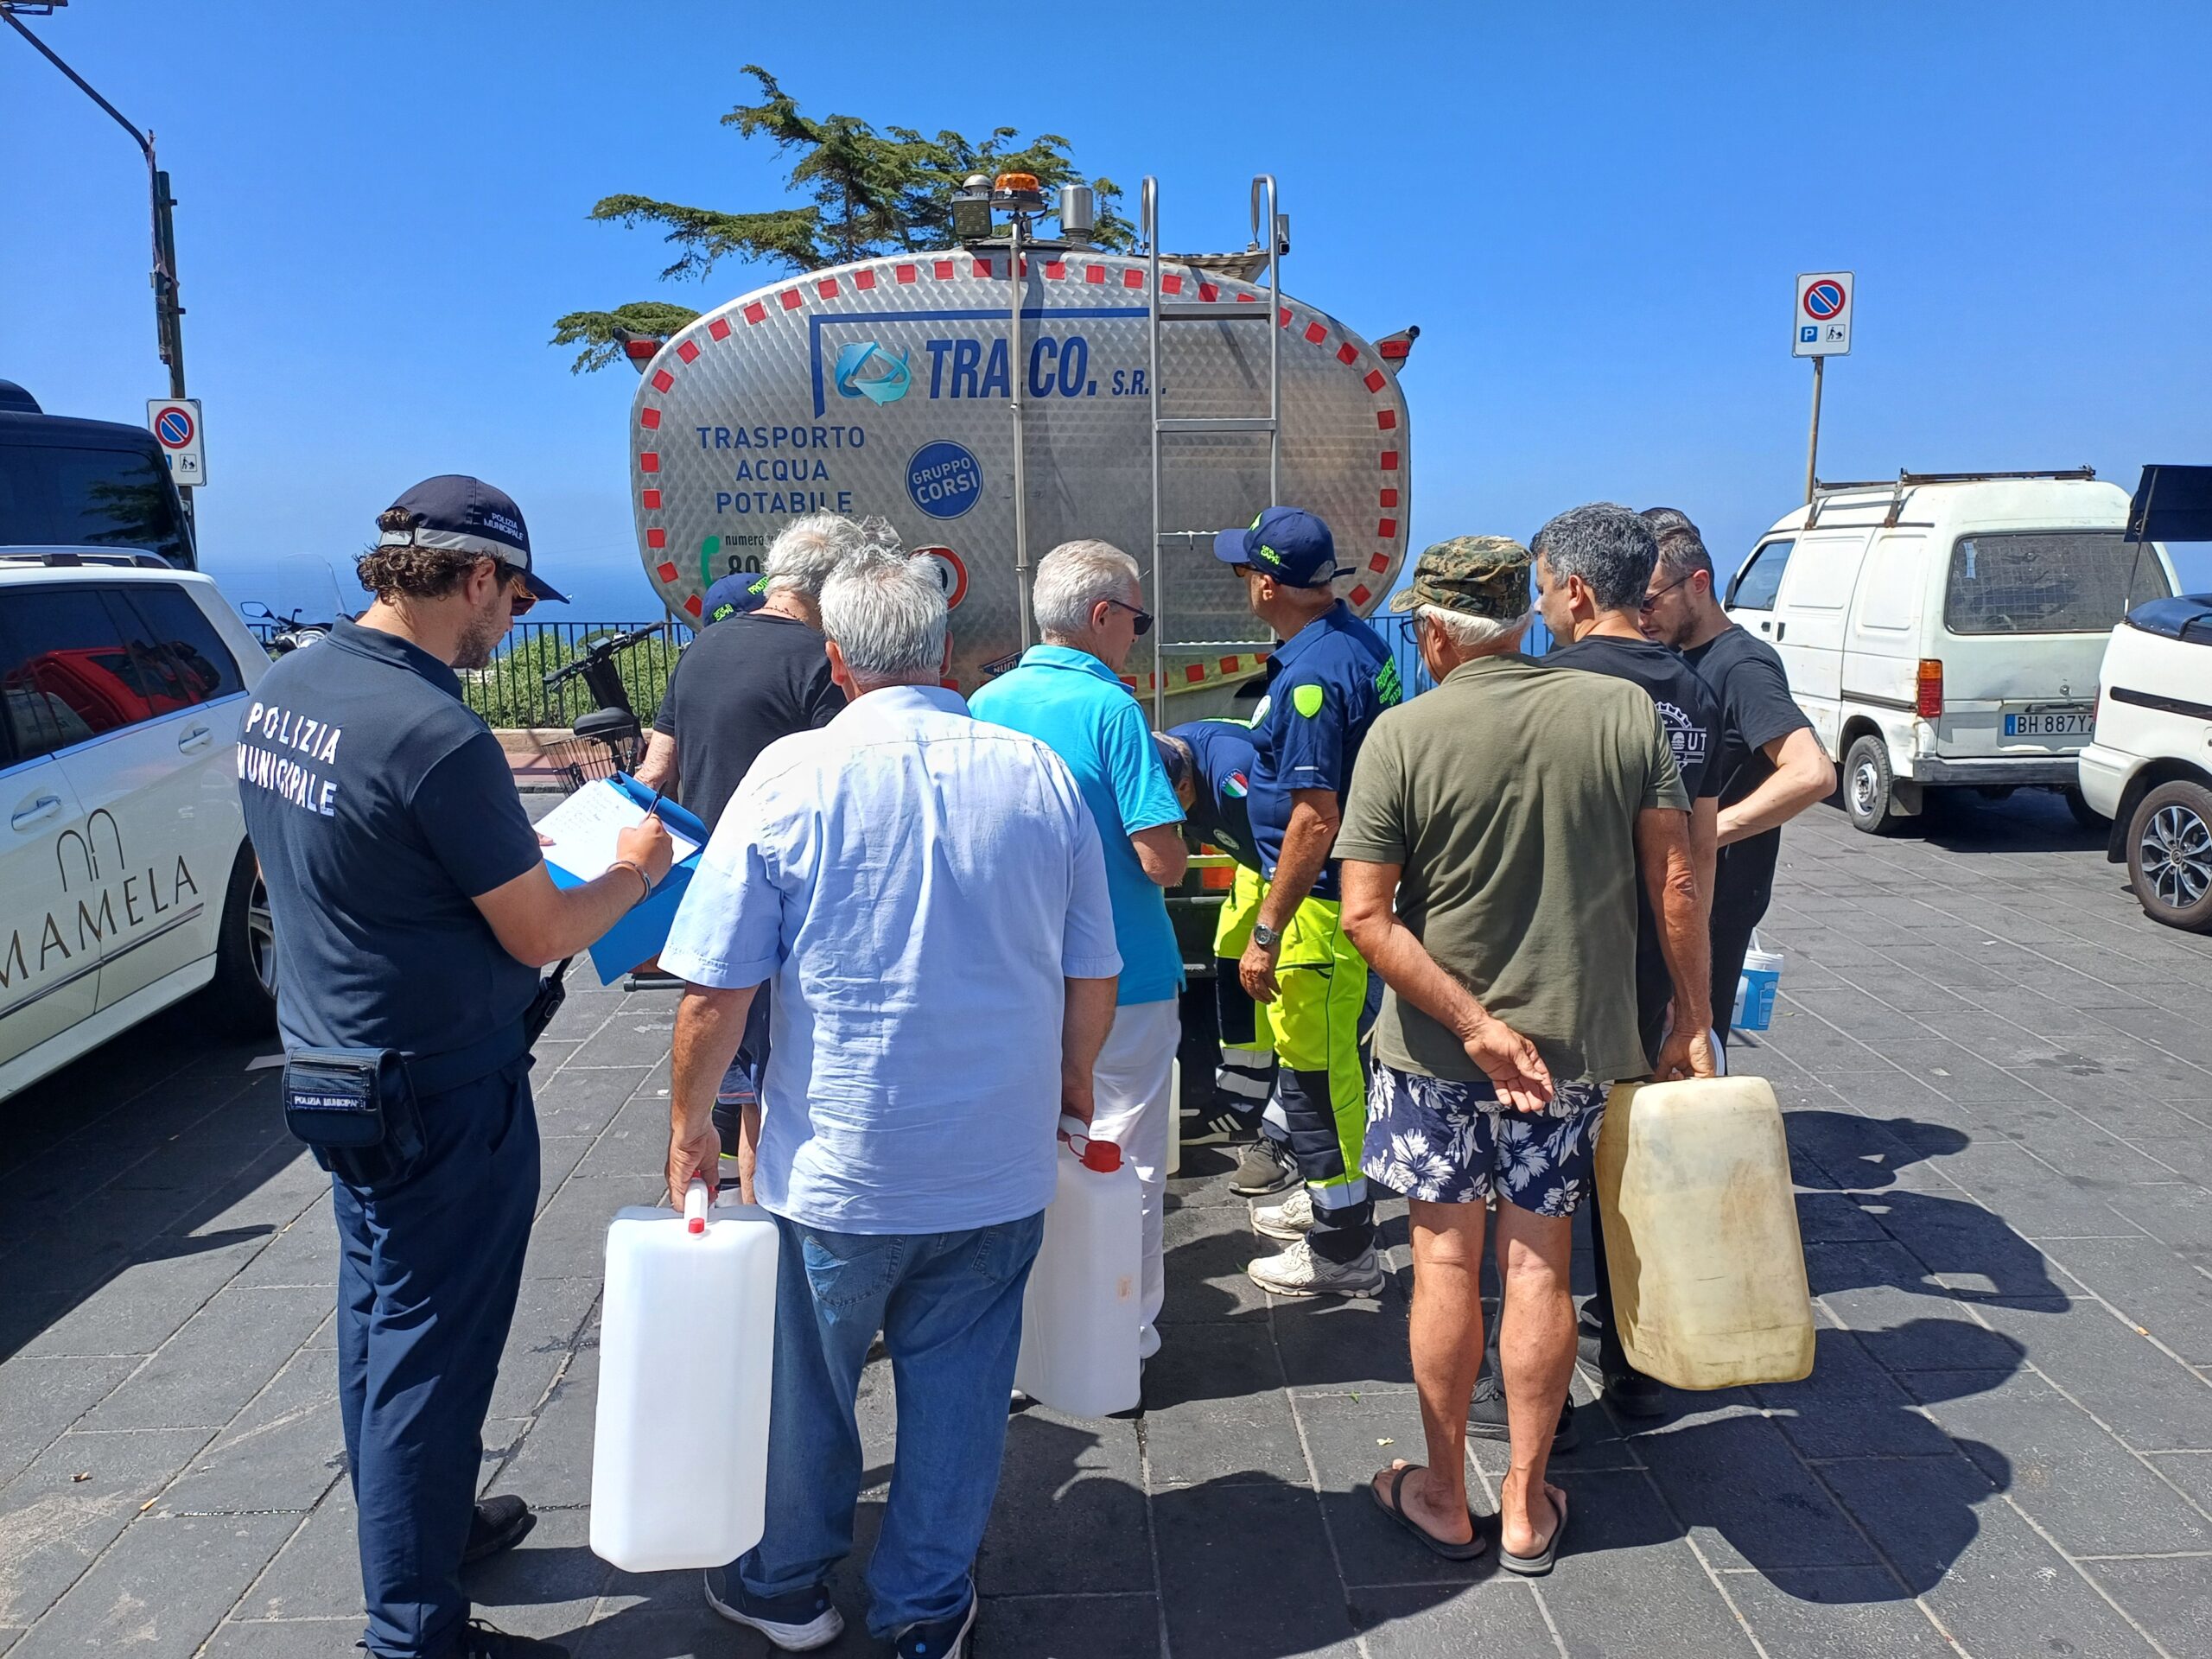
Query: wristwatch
1251,921,1283,950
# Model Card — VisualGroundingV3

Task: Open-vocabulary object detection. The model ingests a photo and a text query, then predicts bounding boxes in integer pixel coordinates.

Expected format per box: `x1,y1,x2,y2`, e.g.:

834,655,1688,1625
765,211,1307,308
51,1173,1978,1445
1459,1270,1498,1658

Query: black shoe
894,1589,978,1659
1230,1138,1298,1197
1576,1306,1604,1368
462,1495,536,1566
1184,1103,1259,1147
447,1619,569,1658
1604,1367,1668,1419
704,1568,844,1651
1466,1377,1580,1453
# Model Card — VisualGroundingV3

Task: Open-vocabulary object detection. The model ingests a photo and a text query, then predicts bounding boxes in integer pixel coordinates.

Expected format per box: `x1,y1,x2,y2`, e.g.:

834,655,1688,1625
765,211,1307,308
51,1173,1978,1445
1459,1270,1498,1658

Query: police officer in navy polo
239,477,673,1659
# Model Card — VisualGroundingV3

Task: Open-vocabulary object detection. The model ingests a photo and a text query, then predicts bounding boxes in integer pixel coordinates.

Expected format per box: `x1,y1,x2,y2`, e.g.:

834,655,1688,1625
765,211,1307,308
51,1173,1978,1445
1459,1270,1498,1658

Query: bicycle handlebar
540,624,666,691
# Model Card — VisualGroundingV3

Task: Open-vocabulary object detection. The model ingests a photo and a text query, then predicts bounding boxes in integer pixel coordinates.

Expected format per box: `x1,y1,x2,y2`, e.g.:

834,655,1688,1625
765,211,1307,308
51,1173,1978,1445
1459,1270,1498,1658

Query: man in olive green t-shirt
1337,532,1716,1578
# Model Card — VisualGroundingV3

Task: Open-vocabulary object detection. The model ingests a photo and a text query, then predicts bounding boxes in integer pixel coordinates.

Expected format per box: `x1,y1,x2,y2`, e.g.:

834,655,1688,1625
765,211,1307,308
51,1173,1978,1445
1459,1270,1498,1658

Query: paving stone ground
3,790,2211,1657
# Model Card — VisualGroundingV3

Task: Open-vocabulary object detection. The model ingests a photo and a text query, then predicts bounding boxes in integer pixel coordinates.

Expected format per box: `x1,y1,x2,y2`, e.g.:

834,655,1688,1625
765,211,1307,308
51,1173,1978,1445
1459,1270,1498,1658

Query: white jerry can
590,1180,779,1572
1014,1127,1142,1419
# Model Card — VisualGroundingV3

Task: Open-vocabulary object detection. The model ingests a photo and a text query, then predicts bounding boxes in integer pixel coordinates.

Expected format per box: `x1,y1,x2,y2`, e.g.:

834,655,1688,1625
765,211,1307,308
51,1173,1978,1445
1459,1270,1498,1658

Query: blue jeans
738,1209,1046,1637
334,1060,538,1658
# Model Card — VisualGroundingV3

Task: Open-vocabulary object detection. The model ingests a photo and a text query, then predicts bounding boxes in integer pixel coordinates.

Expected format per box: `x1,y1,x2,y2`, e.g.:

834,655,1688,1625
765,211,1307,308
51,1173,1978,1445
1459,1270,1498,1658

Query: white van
1725,470,2177,833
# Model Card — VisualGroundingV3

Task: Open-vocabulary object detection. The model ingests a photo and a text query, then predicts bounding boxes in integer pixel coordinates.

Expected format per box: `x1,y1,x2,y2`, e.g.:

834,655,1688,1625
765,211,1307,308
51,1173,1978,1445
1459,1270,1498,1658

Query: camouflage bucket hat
1388,535,1533,621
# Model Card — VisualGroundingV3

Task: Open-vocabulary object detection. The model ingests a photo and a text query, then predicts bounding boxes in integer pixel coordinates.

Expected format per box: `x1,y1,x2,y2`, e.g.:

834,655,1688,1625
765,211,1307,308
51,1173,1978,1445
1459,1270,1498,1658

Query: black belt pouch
283,1047,424,1185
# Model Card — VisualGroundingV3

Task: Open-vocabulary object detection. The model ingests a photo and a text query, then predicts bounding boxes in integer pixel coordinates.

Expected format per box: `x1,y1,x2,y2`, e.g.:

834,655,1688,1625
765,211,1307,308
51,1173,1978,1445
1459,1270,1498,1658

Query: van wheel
1843,735,1903,836
2062,785,2109,832
2126,780,2212,933
202,845,278,1036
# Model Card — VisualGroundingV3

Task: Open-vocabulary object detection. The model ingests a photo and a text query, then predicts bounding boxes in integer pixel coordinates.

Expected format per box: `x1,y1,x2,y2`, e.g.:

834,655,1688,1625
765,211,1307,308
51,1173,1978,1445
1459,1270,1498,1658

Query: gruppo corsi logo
833,341,912,406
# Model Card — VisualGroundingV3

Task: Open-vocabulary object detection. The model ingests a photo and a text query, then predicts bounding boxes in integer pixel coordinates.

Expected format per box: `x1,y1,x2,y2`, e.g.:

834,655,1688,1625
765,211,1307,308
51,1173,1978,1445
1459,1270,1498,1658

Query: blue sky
5,0,2209,619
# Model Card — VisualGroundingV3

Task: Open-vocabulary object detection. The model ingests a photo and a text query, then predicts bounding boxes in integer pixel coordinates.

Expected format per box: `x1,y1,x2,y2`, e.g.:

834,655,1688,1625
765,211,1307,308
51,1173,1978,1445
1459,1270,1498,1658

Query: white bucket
1734,936,1784,1033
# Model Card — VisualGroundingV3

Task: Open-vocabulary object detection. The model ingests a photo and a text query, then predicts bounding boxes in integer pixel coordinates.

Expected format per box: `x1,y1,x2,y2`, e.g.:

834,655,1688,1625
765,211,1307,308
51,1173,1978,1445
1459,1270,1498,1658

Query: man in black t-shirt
1639,509,1836,1041
633,512,861,1173
1529,501,1723,1425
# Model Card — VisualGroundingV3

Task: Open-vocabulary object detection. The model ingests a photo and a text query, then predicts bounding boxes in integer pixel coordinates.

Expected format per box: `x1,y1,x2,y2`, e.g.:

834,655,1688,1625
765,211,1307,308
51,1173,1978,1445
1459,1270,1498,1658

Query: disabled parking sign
1793,273,1853,358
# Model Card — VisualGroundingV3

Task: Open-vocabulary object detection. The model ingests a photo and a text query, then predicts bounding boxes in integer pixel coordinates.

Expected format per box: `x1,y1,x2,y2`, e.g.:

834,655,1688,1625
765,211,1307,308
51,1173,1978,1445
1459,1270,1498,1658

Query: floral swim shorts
1361,1064,1610,1217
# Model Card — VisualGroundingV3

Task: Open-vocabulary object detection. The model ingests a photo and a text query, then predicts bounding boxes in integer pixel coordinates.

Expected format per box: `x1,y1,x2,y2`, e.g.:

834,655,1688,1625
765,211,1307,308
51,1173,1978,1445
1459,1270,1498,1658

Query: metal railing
238,616,682,728
1368,606,1553,702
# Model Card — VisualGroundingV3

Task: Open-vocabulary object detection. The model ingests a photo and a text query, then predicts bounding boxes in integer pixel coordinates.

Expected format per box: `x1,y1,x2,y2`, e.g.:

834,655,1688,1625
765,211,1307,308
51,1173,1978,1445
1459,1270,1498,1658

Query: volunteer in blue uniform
239,477,674,1659
1214,508,1402,1298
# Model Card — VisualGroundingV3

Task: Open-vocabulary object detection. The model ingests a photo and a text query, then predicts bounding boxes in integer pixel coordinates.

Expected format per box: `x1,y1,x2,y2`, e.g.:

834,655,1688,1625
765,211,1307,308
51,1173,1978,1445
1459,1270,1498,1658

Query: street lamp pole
3,6,193,528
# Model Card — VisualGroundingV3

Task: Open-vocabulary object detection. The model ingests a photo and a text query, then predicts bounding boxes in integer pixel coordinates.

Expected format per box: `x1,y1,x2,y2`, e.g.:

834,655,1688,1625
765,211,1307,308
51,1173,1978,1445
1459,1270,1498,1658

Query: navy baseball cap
702,570,770,624
378,474,567,602
1212,506,1349,588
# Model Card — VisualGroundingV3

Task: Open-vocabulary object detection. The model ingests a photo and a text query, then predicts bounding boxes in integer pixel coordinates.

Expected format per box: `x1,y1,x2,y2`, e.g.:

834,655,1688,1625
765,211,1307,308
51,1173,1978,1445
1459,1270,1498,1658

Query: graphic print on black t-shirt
1547,634,1720,799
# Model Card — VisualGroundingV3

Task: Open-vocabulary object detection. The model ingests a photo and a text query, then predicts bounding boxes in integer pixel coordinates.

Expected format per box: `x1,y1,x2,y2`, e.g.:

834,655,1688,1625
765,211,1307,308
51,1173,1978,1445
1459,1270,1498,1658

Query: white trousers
1090,998,1179,1360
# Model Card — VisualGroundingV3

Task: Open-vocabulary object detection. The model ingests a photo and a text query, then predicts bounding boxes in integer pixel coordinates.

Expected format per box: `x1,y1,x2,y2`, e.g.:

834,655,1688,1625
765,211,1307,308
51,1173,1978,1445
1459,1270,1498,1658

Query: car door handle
177,723,214,753
1758,620,1772,632
10,794,62,830
1775,622,1787,641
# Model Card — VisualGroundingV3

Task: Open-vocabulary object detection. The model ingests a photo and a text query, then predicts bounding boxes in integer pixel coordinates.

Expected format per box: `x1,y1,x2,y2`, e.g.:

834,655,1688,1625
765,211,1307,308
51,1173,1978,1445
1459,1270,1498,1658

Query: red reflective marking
896,264,918,283
780,289,803,310
1378,518,1398,537
1370,554,1390,572
1364,369,1387,392
933,259,955,279
639,453,659,473
656,561,678,582
1376,409,1397,429
1198,283,1219,302
1337,343,1357,365
817,277,839,298
684,594,702,617
973,258,994,278
735,306,759,327
1185,663,1206,683
639,407,661,429
1122,268,1144,288
1236,291,1257,303
855,268,876,290
676,341,700,363
646,528,666,549
1379,488,1399,507
1085,265,1106,283
640,488,662,509
1163,272,1184,295
1219,657,1240,675
1304,321,1327,344
1046,260,1067,279
1379,451,1400,471
1351,586,1372,606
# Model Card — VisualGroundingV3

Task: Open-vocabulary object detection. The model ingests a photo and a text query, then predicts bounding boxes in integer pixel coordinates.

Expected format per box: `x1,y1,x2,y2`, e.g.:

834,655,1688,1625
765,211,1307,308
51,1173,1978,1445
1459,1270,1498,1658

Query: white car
2080,592,2212,931
1726,470,2178,833
0,552,275,1098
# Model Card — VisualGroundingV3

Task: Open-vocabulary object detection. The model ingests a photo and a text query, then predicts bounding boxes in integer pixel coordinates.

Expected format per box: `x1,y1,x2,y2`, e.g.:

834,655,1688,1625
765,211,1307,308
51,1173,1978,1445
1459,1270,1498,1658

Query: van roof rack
1806,467,2096,530
0,550,173,569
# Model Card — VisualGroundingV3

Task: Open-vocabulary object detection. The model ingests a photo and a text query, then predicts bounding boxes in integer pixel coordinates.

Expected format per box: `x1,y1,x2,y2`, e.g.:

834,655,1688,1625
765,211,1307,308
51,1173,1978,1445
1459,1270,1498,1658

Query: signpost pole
1803,353,1825,505
1008,213,1033,652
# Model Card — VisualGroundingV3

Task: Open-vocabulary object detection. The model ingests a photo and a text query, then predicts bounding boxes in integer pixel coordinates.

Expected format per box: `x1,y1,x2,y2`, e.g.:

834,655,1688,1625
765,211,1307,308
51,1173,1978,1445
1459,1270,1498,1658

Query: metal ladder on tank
1142,175,1286,722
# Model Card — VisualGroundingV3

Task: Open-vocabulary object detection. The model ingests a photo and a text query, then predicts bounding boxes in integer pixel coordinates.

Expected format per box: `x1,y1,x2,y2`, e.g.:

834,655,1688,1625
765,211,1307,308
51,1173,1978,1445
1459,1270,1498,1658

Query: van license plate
2005,709,2093,738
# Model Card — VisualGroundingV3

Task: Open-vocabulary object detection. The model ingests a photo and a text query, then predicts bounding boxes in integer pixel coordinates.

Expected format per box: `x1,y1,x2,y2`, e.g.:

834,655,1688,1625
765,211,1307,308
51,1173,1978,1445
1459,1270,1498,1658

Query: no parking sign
147,398,208,486
1793,273,1853,358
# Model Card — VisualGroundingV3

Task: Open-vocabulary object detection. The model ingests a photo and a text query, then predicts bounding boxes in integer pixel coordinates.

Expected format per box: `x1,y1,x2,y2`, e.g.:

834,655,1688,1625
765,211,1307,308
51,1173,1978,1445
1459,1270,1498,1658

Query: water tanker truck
623,174,1414,717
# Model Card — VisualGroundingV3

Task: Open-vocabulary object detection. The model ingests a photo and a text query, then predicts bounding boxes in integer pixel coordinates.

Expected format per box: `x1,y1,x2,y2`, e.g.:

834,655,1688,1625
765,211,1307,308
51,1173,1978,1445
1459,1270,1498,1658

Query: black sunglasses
489,560,537,616
1639,575,1690,613
1106,597,1154,637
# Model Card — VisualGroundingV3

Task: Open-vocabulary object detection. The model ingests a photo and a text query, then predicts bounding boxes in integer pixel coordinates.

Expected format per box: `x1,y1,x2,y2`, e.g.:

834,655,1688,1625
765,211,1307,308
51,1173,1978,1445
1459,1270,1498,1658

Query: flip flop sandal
1371,1465,1487,1562
1499,1486,1568,1577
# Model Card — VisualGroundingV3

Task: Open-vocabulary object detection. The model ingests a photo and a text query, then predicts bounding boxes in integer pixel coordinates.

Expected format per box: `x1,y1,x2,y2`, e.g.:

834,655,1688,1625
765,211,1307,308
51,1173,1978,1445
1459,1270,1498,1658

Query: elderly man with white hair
1336,534,1714,1579
638,512,874,1185
659,548,1120,1659
970,539,1188,1360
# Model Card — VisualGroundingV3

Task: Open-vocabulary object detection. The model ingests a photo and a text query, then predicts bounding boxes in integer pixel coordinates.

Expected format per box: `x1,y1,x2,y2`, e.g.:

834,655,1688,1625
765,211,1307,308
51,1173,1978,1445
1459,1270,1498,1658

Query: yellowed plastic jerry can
1594,1077,1816,1389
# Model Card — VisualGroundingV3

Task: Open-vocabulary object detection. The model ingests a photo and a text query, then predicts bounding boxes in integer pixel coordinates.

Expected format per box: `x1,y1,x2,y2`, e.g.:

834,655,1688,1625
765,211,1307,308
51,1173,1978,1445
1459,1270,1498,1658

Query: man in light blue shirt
661,549,1119,1659
971,539,1187,1358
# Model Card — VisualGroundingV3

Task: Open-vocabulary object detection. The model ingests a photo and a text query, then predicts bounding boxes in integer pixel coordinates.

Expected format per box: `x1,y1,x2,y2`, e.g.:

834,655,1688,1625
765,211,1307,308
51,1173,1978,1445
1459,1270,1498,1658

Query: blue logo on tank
907,441,982,519
833,341,912,406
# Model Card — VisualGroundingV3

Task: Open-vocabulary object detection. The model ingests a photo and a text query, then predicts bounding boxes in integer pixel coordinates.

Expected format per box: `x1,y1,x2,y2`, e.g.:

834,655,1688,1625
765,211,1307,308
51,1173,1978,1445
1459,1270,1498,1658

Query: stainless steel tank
628,249,1411,709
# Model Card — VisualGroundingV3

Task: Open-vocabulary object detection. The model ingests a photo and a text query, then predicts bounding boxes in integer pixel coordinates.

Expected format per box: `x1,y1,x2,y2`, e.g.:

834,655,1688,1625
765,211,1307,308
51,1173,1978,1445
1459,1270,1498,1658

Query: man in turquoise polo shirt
972,540,1188,1357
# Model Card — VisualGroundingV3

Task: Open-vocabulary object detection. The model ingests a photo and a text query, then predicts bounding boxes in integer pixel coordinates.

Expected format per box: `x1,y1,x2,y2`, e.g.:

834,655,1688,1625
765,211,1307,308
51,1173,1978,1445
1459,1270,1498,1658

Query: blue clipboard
543,772,710,982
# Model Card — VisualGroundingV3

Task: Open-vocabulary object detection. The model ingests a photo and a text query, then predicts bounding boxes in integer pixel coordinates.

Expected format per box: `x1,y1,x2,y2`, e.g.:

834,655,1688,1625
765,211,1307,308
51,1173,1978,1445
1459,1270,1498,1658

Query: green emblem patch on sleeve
1292,683,1325,718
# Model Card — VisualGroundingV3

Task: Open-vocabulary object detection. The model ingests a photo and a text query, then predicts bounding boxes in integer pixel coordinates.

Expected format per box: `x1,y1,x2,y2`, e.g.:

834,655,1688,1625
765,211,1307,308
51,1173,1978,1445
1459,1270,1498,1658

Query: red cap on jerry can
1080,1139,1122,1173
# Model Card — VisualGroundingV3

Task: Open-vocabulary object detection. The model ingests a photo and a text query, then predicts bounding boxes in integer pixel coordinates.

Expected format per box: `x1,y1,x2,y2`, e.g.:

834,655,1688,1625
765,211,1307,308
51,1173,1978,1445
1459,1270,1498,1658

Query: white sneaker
1245,1237,1386,1298
1252,1187,1316,1240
